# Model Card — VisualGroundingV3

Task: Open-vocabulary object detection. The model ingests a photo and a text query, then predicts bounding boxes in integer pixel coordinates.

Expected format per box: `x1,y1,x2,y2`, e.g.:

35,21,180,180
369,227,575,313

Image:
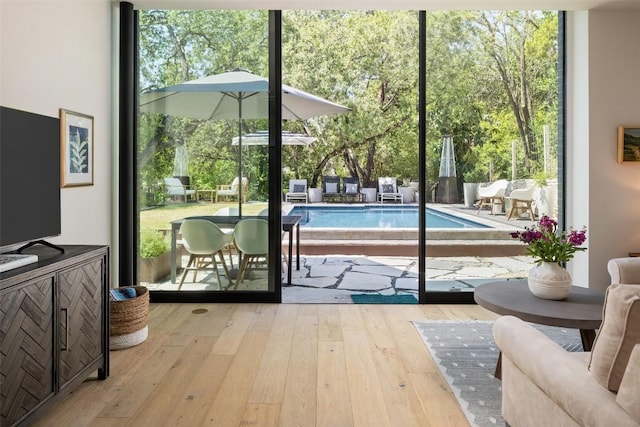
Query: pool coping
285,203,522,241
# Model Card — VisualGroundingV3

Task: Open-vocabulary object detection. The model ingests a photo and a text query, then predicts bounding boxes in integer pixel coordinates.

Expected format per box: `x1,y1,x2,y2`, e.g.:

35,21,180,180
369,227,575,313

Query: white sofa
493,257,640,427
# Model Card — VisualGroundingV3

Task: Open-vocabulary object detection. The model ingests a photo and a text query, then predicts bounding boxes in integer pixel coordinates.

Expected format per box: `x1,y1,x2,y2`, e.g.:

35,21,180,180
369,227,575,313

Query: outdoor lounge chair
476,179,508,214
216,177,248,203
322,176,341,201
505,185,536,220
285,179,308,203
342,176,363,202
164,177,196,202
377,177,403,203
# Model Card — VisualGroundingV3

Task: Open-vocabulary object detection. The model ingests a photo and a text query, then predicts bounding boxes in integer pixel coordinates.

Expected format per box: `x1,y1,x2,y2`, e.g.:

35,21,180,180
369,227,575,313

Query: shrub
140,230,169,259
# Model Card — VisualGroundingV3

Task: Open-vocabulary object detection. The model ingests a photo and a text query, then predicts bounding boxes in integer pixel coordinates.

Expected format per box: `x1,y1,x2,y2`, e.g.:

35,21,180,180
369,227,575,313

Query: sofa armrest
608,257,640,285
493,316,638,427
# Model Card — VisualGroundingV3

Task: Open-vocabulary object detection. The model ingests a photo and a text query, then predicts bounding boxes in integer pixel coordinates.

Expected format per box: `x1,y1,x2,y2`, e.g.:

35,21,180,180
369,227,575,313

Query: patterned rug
412,320,583,427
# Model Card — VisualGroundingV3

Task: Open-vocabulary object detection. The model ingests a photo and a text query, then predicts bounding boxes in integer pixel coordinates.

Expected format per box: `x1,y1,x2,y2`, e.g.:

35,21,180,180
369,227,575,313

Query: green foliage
137,10,560,198
139,230,168,259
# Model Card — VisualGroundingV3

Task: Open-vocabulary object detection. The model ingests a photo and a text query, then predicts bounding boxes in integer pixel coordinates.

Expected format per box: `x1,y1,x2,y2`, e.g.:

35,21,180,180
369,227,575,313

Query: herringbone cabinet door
0,277,55,426
57,259,104,388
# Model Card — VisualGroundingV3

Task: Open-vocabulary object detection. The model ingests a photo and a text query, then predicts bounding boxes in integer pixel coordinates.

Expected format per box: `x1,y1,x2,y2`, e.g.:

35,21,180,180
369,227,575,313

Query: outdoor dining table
169,215,301,285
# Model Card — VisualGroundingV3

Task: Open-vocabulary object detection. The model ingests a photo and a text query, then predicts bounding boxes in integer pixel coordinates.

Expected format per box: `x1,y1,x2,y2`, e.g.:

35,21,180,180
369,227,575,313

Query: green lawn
140,201,268,231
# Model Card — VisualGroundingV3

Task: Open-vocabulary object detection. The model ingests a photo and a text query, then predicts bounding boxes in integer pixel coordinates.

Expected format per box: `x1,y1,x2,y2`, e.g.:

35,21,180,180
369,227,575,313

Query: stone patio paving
145,254,534,303
282,254,534,303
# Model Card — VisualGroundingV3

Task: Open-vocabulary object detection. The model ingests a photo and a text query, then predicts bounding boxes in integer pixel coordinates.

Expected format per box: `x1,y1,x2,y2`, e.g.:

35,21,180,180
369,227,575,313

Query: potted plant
139,230,171,282
462,169,486,208
511,216,587,300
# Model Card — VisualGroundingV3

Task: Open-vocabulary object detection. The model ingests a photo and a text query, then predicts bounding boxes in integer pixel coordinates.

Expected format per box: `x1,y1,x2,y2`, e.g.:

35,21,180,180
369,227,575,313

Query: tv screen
0,106,61,250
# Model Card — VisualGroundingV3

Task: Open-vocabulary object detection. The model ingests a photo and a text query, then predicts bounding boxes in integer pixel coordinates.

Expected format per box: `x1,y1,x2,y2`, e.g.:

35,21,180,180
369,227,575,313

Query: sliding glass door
422,10,563,302
124,6,563,304
135,9,278,302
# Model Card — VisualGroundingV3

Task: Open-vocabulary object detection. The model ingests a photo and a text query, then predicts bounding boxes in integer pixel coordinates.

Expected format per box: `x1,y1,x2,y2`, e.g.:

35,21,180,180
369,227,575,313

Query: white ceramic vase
527,261,572,300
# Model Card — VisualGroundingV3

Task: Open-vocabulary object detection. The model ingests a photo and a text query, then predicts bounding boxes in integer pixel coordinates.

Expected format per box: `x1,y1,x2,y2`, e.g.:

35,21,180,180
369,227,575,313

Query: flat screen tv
0,106,61,251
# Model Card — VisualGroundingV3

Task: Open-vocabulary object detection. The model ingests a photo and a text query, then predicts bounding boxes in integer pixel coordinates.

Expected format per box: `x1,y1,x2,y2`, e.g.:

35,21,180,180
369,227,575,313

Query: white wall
588,9,640,290
568,9,640,291
0,1,113,248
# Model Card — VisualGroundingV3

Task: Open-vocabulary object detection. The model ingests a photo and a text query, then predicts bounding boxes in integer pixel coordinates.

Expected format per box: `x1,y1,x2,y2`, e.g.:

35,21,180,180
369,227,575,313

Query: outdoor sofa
321,176,363,202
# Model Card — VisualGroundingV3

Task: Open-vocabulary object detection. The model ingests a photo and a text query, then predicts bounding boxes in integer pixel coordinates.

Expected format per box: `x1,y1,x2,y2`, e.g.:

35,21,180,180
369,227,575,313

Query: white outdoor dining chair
233,218,269,288
178,219,234,290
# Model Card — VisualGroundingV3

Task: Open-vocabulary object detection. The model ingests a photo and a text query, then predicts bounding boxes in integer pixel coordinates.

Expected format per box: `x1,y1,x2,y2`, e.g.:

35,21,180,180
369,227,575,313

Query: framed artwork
60,109,94,187
617,126,640,163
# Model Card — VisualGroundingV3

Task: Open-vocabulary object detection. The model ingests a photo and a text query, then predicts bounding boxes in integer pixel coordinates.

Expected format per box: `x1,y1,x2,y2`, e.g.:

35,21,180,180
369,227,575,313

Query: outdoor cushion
326,182,338,193
382,184,395,193
293,184,306,193
345,183,358,194
588,284,640,392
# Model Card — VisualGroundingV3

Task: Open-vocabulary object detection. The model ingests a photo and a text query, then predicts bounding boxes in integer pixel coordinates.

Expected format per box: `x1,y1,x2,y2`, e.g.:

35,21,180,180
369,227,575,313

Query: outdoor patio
144,252,534,303
142,200,537,302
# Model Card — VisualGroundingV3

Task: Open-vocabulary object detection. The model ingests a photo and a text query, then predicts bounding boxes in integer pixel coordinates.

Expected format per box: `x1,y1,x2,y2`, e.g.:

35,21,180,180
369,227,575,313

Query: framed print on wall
60,109,94,187
617,126,640,163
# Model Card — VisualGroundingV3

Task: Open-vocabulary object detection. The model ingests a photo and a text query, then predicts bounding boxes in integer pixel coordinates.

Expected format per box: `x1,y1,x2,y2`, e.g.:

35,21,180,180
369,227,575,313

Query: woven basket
110,286,149,337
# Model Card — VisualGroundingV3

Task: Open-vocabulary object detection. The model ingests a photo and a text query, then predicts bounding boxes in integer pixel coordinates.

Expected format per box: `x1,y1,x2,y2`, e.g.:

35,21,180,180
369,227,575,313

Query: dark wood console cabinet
0,245,109,426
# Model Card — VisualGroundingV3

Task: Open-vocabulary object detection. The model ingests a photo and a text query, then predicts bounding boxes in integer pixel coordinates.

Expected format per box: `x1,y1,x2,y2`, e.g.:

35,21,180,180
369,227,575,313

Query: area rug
412,320,583,427
350,294,418,304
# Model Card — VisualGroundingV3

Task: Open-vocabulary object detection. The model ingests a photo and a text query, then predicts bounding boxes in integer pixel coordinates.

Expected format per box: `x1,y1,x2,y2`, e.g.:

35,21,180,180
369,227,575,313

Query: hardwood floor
35,303,498,427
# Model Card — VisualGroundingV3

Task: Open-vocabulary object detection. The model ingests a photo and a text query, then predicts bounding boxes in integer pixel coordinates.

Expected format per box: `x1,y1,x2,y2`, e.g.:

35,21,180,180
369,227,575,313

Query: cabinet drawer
0,276,55,426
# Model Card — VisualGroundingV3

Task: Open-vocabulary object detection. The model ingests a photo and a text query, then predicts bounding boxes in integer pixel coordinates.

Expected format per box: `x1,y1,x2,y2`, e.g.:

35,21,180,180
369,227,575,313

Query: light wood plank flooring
34,303,499,427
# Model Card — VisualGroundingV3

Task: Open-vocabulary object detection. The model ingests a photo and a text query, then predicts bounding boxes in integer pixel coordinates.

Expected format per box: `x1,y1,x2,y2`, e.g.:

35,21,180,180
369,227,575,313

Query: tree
137,9,559,203
471,11,558,175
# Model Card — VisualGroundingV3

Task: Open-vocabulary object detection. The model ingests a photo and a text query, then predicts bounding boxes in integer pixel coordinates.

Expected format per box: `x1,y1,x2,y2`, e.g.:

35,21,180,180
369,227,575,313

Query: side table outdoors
196,189,216,203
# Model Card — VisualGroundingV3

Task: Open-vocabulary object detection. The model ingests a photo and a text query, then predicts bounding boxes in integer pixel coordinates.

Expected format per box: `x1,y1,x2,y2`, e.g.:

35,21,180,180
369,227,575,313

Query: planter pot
398,186,414,203
140,251,172,282
463,183,479,208
528,262,572,300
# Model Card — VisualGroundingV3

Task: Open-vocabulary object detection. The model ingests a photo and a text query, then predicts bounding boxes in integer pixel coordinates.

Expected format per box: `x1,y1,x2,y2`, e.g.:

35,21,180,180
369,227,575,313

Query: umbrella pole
237,96,243,217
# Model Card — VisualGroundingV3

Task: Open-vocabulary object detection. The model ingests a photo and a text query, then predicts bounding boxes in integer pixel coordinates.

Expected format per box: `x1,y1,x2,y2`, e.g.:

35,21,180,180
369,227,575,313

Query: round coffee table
475,280,605,349
475,280,605,378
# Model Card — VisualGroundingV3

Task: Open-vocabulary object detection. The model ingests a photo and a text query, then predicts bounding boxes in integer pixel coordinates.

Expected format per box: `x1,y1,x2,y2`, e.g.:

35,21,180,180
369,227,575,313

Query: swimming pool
288,206,489,229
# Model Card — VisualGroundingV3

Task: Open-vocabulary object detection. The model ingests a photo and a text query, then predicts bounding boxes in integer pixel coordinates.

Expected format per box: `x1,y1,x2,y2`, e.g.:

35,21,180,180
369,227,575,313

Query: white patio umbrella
140,68,349,214
231,131,317,146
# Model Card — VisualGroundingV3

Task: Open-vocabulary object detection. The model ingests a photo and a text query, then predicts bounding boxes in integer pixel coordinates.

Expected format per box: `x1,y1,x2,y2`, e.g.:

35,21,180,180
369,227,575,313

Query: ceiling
132,0,640,10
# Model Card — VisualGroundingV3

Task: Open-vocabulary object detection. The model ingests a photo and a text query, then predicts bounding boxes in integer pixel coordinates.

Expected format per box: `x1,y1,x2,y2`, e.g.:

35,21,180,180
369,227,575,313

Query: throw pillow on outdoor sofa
588,284,640,392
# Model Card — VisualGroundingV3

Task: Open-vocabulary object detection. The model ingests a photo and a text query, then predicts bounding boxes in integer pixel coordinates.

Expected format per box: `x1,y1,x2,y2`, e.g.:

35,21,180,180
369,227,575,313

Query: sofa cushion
616,344,640,423
588,284,640,392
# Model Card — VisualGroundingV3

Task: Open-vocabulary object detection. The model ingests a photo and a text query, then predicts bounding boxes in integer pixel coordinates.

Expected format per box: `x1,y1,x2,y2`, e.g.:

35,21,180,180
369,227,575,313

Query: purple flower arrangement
510,215,587,265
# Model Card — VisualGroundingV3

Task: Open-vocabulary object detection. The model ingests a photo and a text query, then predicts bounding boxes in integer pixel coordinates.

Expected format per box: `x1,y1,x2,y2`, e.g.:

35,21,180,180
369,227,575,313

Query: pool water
289,206,489,229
